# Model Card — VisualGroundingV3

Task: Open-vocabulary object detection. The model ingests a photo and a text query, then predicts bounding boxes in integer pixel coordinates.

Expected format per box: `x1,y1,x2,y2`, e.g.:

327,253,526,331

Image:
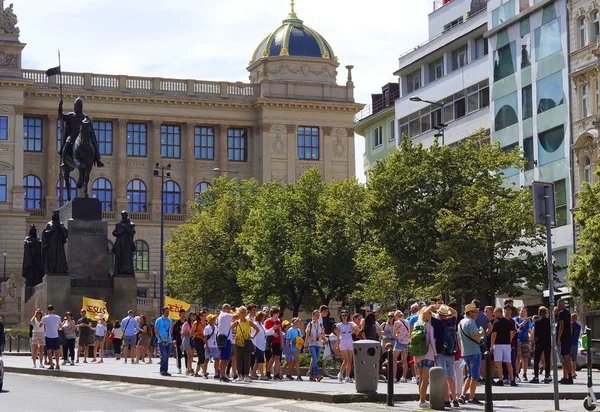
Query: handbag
460,323,487,354
108,332,114,343
237,323,255,352
216,316,230,348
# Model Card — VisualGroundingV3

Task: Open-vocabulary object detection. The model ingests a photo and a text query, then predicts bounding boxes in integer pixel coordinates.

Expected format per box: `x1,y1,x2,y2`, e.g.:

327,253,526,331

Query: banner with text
82,297,110,321
165,296,191,319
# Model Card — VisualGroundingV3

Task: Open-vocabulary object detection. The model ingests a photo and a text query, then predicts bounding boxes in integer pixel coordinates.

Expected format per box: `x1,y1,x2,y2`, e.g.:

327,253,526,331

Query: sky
11,0,431,182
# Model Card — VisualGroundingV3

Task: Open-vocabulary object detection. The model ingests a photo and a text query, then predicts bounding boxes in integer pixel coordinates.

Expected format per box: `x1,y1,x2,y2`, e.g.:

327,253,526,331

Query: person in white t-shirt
216,304,234,382
30,308,45,368
41,305,62,370
251,311,269,380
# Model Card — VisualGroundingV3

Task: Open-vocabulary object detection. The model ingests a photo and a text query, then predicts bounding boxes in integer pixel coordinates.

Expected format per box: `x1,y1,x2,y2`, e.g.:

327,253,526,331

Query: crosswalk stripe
297,404,356,412
245,400,299,412
204,397,266,408
182,395,239,407
145,390,178,398
160,392,204,402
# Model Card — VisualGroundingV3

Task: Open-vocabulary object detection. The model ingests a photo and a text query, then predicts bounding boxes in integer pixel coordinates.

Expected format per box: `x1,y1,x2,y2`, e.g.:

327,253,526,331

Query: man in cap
457,302,485,405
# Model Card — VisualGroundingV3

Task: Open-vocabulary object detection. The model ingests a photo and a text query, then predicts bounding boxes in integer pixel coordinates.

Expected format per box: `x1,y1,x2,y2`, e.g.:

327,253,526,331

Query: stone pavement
3,354,598,404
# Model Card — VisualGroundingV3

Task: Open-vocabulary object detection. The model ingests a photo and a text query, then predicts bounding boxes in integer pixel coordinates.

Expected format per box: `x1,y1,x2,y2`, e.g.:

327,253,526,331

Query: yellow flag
82,297,109,321
165,296,191,319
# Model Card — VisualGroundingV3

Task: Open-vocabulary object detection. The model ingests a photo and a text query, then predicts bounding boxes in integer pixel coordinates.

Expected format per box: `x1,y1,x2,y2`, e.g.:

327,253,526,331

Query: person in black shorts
556,299,573,384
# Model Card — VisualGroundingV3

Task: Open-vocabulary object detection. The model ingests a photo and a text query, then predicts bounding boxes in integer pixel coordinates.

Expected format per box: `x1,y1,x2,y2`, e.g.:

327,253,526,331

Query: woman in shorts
335,311,358,383
251,311,268,380
91,314,106,363
192,311,206,377
392,310,410,382
30,308,45,368
181,312,196,376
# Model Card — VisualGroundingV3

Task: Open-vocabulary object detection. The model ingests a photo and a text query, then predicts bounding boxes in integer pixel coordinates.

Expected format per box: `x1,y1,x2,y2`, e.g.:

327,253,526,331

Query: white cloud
12,0,431,181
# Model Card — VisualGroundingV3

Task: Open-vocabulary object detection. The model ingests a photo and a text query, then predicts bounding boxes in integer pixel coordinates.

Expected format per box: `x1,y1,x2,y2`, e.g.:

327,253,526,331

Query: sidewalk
3,353,596,404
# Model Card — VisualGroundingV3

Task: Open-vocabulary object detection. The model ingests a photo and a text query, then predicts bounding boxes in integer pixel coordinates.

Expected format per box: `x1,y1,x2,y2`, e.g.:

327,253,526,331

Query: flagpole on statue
58,50,64,205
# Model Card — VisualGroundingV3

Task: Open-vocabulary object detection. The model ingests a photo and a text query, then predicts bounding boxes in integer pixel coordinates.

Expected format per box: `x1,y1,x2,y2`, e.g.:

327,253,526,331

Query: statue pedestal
113,276,138,320
42,274,71,314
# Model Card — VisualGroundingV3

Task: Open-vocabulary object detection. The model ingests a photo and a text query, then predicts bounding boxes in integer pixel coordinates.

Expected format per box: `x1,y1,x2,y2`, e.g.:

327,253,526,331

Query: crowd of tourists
24,297,580,409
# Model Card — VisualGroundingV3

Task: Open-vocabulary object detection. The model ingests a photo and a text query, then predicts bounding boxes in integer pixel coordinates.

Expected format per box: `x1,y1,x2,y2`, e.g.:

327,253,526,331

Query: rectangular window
431,108,442,128
408,69,421,93
583,84,590,118
0,116,6,140
479,85,490,108
372,126,383,148
522,85,533,120
443,16,463,31
0,175,6,202
94,121,113,155
127,123,147,157
473,37,488,60
493,42,516,82
594,11,600,43
298,126,319,159
409,116,420,138
399,117,408,138
520,0,530,11
535,19,561,61
492,0,515,28
194,127,214,160
451,45,467,72
467,85,479,113
420,111,431,133
537,71,563,114
555,179,567,227
228,128,247,161
428,58,444,83
523,137,534,170
23,117,42,152
444,102,454,122
389,120,395,141
454,96,466,119
160,125,181,158
521,33,531,68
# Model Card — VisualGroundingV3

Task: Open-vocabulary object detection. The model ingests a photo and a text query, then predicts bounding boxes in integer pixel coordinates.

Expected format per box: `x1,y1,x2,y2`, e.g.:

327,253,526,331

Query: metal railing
355,89,399,122
4,334,30,353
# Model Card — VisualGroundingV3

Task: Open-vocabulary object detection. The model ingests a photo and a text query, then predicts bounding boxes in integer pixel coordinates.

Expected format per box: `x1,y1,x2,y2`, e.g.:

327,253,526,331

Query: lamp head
2,251,6,258
213,167,221,172
166,172,171,178
155,162,159,168
409,97,422,102
153,170,159,177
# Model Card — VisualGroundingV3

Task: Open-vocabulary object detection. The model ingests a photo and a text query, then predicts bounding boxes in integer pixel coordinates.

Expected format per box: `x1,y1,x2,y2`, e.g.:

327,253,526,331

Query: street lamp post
213,167,240,181
152,269,157,298
153,162,171,315
2,251,6,281
409,96,447,146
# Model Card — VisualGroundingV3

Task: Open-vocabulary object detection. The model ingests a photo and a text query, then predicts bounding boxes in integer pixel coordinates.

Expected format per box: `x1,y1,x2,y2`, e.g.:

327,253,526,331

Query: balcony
128,212,152,221
164,213,186,223
355,89,400,122
26,208,46,218
22,70,260,101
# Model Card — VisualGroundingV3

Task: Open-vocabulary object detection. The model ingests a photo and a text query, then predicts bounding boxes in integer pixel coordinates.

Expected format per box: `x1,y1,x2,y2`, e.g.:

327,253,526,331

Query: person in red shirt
264,306,283,380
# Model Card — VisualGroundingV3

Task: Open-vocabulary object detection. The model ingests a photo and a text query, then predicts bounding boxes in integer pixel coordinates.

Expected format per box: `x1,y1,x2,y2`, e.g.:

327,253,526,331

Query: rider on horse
59,97,104,168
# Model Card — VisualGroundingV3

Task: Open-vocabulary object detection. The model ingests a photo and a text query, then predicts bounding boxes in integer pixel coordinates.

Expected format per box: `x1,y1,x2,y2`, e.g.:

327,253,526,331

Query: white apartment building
395,0,491,148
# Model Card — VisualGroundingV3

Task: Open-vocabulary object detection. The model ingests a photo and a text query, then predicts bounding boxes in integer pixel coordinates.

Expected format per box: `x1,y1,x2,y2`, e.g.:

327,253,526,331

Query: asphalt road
0,373,593,412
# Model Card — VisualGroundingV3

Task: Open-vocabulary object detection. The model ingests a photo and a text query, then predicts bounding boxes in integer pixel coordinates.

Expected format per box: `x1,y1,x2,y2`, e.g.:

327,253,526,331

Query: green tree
569,176,600,305
164,176,259,306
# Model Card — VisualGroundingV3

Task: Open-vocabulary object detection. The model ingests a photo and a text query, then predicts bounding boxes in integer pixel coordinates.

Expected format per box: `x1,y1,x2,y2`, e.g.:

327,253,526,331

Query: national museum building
0,2,361,298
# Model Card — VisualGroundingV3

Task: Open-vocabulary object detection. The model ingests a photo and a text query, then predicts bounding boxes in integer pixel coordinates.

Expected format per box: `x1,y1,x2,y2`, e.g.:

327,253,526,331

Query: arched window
92,178,113,211
162,180,181,214
56,177,77,207
583,84,590,118
23,175,43,209
127,179,147,213
194,181,211,203
108,240,115,272
580,17,588,48
134,240,149,271
584,157,592,184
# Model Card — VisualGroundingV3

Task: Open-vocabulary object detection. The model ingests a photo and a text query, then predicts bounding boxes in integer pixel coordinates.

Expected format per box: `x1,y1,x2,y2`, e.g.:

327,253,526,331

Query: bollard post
429,366,445,410
387,349,394,406
9,334,12,352
484,351,493,412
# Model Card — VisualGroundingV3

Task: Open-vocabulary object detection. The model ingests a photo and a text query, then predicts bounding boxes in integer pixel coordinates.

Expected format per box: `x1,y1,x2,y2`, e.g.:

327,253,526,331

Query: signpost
532,181,559,411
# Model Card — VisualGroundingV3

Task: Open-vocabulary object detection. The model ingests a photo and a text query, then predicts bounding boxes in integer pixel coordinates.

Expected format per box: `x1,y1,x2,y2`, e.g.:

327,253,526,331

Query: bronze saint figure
22,224,44,287
41,210,69,274
112,211,136,275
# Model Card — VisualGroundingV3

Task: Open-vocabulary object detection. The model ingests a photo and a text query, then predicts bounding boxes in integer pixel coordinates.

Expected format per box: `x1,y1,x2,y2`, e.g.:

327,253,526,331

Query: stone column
286,124,296,183
347,127,356,178
12,106,25,211
218,124,229,172
46,115,58,212
116,119,128,213
150,120,162,219
185,122,196,209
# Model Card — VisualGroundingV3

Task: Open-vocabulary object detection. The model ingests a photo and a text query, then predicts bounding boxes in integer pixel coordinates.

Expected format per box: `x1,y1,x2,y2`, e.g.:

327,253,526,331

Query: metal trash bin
353,339,381,394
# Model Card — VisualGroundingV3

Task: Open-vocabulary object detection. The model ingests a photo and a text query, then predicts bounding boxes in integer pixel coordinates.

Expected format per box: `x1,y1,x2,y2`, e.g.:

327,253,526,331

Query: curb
4,367,590,403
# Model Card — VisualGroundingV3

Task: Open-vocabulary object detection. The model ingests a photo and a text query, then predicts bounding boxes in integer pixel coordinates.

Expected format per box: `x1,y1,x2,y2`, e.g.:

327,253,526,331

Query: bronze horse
61,118,95,200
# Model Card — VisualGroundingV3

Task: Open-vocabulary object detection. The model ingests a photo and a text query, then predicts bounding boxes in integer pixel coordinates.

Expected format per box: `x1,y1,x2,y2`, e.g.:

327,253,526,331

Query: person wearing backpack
392,310,410,383
204,314,219,378
435,305,459,408
409,306,436,409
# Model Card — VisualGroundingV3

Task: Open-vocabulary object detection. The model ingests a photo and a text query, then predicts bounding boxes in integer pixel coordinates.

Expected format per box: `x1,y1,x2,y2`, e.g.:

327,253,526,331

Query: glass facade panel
162,180,181,214
523,137,534,171
428,58,443,83
492,0,515,28
555,179,567,226
494,92,518,131
522,85,533,120
538,125,564,166
451,45,467,72
134,240,149,271
92,177,113,211
493,42,516,82
521,33,531,68
582,84,589,118
94,121,112,155
23,175,42,209
537,71,563,114
535,19,561,61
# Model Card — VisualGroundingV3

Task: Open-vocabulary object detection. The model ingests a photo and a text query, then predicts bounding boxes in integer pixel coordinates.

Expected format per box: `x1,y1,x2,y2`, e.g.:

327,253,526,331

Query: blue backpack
441,321,458,356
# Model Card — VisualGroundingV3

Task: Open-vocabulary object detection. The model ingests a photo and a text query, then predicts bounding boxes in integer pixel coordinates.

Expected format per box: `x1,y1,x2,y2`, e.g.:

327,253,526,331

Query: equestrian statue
59,97,104,200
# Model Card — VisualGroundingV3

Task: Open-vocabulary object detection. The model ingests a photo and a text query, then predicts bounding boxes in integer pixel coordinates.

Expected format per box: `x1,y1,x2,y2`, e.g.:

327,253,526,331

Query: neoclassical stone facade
570,0,600,244
0,2,361,297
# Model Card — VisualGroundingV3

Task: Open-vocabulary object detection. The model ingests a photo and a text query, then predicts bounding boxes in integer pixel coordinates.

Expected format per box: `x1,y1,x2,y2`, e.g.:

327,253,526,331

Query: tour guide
155,306,173,376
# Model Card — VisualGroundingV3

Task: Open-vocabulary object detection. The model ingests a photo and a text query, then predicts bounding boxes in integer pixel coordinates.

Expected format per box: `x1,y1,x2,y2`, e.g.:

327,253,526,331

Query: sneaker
250,375,258,380
286,375,294,381
33,364,37,368
221,376,231,382
515,377,521,383
83,360,87,363
411,376,420,384
233,373,239,380
147,360,152,364
444,401,451,408
266,372,272,379
38,364,44,369
160,371,172,376
317,375,323,382
345,377,353,383
178,368,182,375
76,359,79,364
452,400,460,407
214,374,220,380
559,378,573,385
260,376,270,381
458,395,466,404
61,361,67,366
310,376,317,382
49,365,55,370
530,377,540,383
510,380,518,387
203,373,209,379
418,402,430,408
91,359,97,363
98,360,104,364
468,398,483,405
503,379,509,384
55,365,60,371
296,376,303,381
493,380,504,386
522,375,528,382
400,377,408,383
275,375,284,380
543,377,552,384
70,361,74,366
338,373,343,382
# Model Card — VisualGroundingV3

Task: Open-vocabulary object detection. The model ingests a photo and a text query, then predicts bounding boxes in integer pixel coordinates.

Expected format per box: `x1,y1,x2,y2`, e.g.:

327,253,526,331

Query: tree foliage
569,176,600,305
